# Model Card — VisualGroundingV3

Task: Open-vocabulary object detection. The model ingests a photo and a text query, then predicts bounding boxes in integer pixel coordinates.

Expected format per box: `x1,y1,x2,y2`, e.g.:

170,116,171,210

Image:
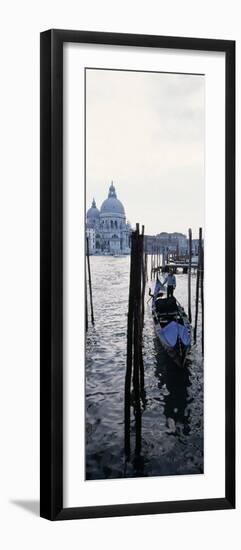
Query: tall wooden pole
155,240,158,279
151,245,153,280
188,228,192,323
140,226,145,395
162,247,165,269
144,253,148,282
125,229,136,457
85,264,88,332
86,237,94,325
194,227,202,343
133,224,143,454
141,226,145,330
125,223,146,458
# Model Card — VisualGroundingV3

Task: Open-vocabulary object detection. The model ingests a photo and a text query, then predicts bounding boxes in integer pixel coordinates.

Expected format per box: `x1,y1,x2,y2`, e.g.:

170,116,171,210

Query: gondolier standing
163,270,176,299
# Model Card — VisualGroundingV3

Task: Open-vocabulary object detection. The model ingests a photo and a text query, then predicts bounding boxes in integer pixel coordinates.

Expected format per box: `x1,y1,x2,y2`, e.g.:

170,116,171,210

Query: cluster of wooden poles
124,223,148,459
150,243,162,279
86,236,94,332
193,228,204,354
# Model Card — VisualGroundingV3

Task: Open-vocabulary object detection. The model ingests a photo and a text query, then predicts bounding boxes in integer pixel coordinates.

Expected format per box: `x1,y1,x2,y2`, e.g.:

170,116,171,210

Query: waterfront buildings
86,185,202,257
86,182,131,254
144,232,188,255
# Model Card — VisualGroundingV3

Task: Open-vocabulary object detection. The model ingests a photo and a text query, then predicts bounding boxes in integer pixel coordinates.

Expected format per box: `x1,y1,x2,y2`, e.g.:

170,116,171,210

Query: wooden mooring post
85,265,88,332
140,226,145,395
151,238,161,280
188,228,192,323
194,227,202,343
125,223,145,458
86,237,94,326
193,227,204,354
133,224,142,455
144,252,148,283
150,244,153,280
124,230,136,457
141,226,146,330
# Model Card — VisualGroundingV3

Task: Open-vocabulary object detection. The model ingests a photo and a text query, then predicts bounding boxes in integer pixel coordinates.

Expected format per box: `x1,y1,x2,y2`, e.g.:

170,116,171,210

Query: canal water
86,256,204,479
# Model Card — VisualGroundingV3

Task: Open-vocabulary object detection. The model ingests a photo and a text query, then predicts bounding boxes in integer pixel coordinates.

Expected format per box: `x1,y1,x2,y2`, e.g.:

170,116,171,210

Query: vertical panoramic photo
85,68,204,480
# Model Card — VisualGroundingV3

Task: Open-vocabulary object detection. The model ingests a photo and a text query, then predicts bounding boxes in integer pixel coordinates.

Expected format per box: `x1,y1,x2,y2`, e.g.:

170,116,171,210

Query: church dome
87,198,100,221
100,182,125,216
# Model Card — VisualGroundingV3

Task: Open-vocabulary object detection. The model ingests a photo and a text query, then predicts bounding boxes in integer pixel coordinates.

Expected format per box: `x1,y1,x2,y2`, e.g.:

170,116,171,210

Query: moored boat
150,278,191,368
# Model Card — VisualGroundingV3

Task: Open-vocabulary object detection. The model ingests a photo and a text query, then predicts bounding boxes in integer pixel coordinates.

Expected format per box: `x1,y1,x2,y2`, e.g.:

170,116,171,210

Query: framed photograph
40,29,235,520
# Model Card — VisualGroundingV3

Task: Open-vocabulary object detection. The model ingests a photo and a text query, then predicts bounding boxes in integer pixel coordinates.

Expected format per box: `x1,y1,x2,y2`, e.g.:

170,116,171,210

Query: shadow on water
153,338,192,438
124,334,192,477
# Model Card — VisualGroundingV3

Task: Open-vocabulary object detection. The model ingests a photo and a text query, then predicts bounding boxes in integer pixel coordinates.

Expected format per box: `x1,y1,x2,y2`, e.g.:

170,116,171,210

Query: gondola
150,278,191,368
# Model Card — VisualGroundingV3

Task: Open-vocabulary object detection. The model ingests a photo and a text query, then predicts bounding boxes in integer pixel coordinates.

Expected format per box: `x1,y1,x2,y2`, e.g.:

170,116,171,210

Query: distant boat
151,278,191,368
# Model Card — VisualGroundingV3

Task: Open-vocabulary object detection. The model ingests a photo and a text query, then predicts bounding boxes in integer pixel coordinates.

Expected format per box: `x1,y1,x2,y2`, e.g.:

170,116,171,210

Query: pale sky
86,68,205,238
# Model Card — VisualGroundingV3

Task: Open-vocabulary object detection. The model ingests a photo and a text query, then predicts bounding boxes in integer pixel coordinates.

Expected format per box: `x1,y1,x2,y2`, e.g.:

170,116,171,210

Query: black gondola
151,278,191,368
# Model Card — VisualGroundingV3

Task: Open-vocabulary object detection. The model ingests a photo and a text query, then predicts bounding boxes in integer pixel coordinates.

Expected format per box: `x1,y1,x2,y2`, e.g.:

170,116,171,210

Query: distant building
86,182,131,254
144,232,188,254
158,232,187,253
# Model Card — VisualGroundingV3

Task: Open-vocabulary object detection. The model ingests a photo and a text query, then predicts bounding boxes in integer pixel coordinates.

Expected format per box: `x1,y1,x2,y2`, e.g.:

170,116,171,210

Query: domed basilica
86,182,131,254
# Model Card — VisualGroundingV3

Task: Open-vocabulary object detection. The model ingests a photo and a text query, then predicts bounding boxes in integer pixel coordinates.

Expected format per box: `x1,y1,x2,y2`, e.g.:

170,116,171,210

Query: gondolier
163,271,176,299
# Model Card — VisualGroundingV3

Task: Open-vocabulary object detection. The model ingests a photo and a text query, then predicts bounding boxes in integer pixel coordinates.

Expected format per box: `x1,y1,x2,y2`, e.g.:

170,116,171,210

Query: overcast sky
86,69,204,238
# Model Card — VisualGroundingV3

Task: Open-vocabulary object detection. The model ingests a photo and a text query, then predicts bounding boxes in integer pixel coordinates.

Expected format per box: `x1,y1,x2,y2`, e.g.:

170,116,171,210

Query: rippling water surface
86,256,203,479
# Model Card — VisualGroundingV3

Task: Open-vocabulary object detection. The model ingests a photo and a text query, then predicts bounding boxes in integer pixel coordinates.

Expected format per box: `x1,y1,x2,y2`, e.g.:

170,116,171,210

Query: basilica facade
86,182,131,254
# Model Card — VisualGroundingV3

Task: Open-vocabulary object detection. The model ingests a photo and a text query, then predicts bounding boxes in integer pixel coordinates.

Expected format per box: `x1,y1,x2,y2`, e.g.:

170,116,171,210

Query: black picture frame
40,29,235,521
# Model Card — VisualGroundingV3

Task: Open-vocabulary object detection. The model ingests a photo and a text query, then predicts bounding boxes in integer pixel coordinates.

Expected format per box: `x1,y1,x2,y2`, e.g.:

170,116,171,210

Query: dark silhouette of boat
150,278,191,368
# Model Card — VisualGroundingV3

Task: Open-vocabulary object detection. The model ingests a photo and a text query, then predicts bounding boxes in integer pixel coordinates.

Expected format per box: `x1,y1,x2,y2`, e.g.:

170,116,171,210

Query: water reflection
124,335,193,475
154,340,192,438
